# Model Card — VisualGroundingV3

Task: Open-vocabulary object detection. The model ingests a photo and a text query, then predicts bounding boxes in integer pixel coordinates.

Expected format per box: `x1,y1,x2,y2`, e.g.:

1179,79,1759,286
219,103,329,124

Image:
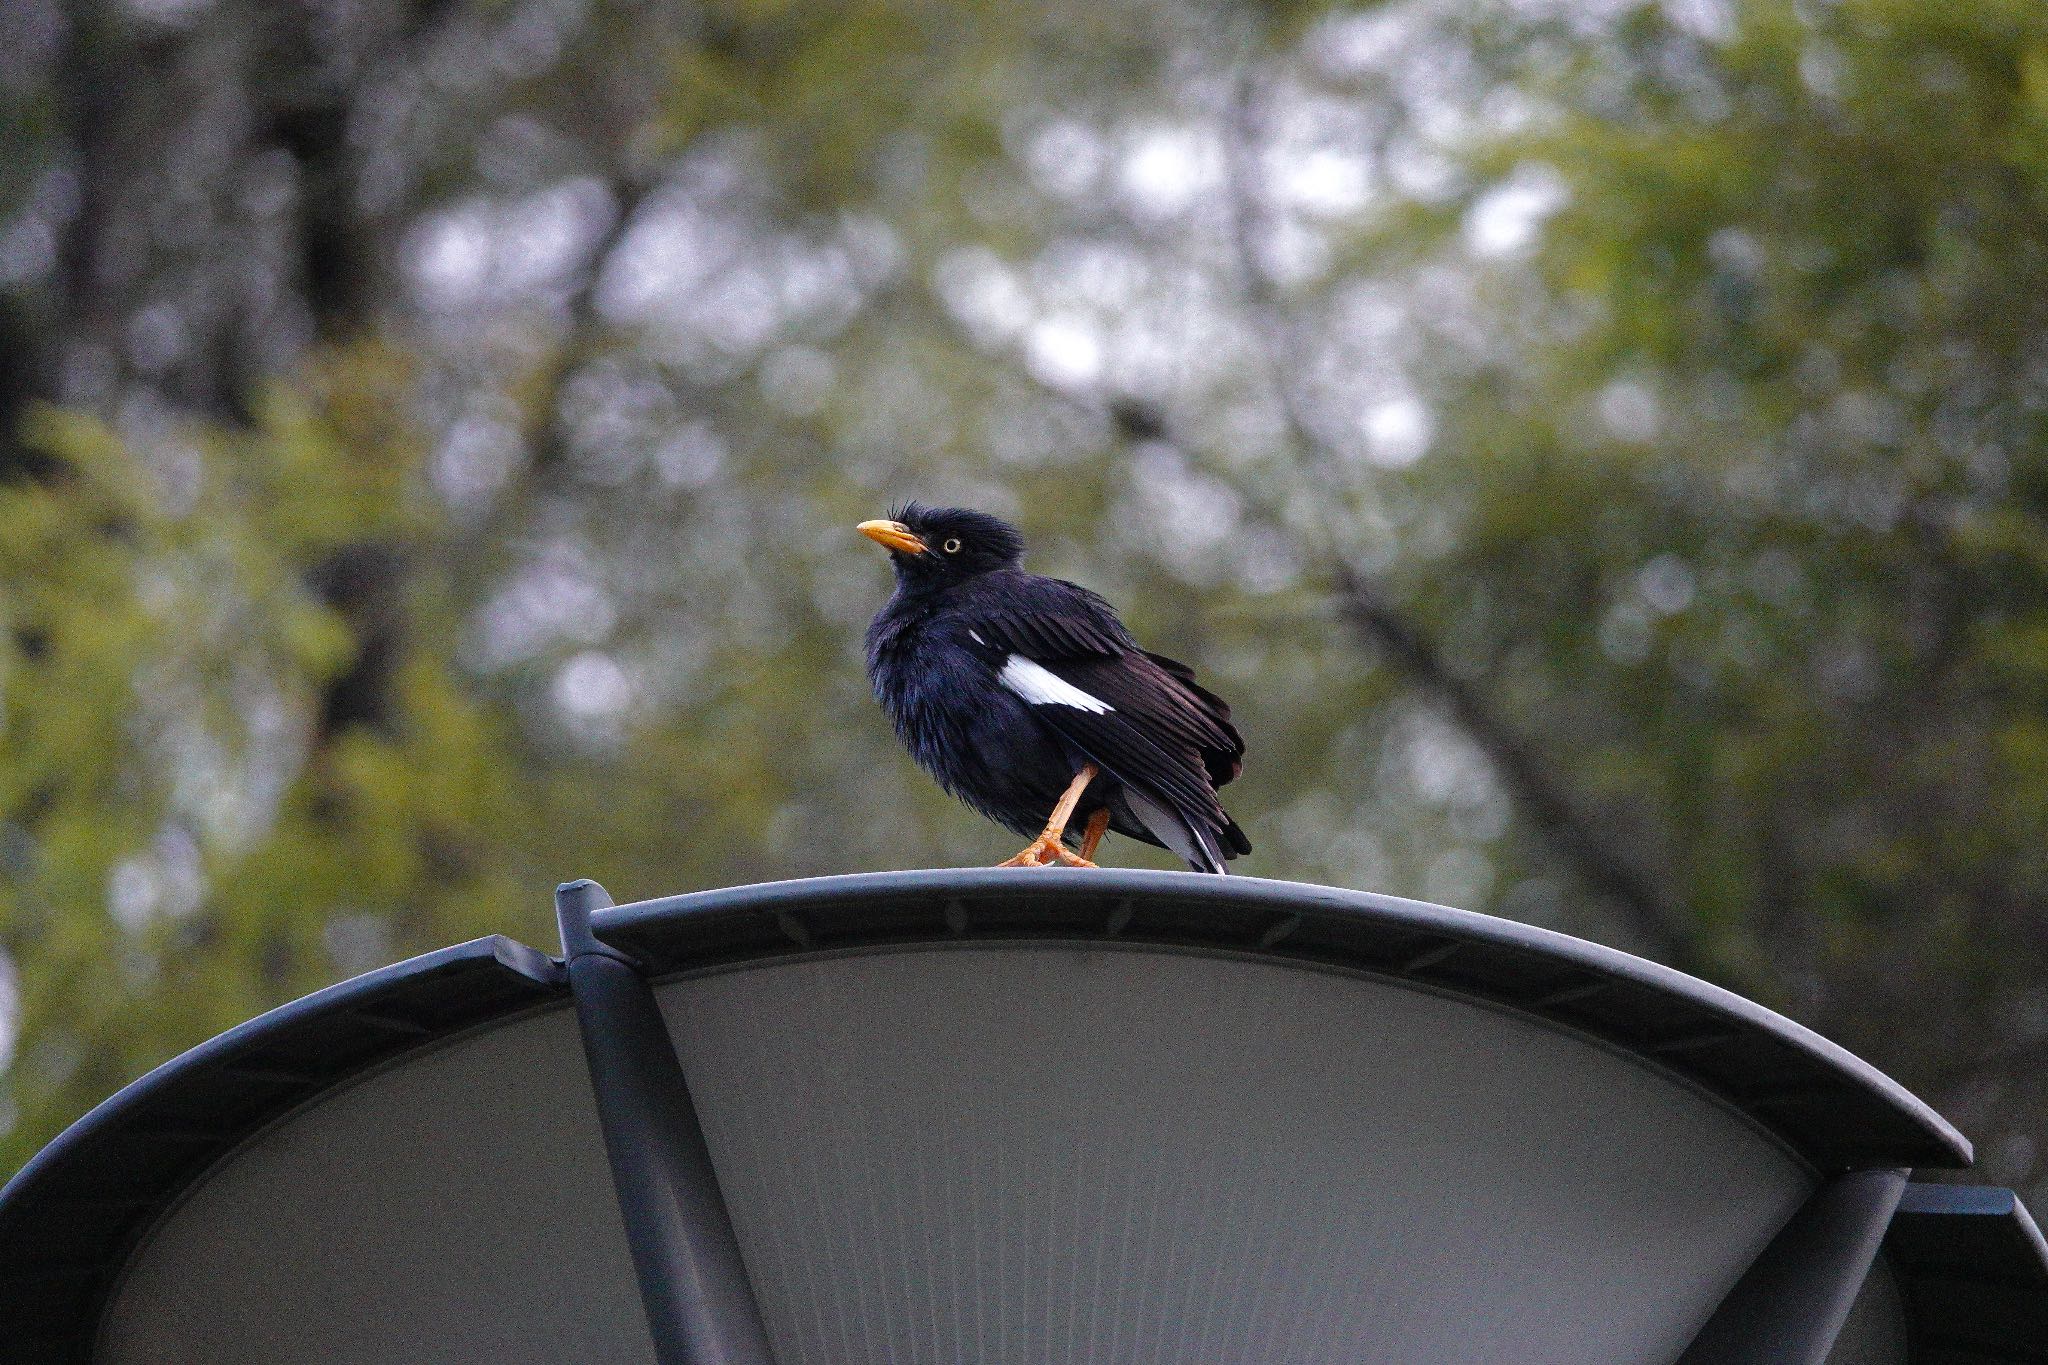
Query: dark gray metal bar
556,878,776,1365
1884,1183,2048,1358
1675,1166,1908,1365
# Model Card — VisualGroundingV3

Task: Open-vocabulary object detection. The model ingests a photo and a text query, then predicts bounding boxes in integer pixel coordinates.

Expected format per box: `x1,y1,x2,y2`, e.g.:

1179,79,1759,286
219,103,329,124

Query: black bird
860,504,1250,872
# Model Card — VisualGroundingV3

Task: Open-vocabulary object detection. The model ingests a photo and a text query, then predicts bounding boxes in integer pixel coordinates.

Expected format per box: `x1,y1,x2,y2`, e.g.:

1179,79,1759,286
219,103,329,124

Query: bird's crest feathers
889,502,1026,565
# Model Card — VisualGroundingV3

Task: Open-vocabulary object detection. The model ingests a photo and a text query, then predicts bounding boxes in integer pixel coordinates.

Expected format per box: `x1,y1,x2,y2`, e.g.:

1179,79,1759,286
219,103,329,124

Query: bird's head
858,502,1025,592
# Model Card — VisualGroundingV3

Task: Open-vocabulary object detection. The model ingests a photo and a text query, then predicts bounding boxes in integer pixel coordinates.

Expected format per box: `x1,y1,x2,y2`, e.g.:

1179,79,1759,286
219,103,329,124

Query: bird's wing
1133,650,1245,790
973,580,1249,867
972,577,1243,782
973,577,1134,660
1022,651,1245,788
1012,659,1248,870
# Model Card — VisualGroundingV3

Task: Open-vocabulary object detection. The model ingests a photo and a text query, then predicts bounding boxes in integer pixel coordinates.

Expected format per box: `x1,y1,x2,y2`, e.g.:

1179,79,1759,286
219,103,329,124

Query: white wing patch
999,655,1114,713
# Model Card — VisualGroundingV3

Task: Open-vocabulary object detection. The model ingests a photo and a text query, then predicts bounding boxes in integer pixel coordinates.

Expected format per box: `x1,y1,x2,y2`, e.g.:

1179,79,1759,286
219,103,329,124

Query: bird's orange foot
997,834,1097,868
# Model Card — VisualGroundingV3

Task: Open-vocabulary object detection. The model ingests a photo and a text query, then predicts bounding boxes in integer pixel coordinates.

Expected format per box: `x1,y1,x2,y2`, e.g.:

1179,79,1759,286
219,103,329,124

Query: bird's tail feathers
1124,787,1232,874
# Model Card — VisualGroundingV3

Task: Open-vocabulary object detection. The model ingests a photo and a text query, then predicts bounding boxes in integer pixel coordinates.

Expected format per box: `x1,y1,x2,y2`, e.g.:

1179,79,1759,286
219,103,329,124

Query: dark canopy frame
0,869,2037,1364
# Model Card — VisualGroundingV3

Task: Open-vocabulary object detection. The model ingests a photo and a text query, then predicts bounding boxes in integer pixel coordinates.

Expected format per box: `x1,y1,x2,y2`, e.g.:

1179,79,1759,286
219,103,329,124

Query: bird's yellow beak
858,519,928,555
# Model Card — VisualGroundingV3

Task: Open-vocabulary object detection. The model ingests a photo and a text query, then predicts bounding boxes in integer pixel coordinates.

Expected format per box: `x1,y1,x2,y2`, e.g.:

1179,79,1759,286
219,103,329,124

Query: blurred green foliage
0,0,2044,1203
1399,0,2048,1152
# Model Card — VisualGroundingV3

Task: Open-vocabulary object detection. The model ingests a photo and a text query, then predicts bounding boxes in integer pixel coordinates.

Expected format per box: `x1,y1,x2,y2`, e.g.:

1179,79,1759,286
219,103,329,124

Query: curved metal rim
0,935,562,1359
591,869,1971,1171
0,937,559,1205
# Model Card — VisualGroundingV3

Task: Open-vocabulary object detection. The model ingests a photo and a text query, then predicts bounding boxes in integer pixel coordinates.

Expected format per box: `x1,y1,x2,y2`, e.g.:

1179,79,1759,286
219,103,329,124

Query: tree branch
525,173,660,478
1216,66,1704,971
1331,564,1699,963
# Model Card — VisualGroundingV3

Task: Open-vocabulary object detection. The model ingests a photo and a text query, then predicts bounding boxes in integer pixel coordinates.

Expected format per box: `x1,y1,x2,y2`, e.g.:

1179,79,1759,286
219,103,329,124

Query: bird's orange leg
1078,807,1110,862
998,764,1101,867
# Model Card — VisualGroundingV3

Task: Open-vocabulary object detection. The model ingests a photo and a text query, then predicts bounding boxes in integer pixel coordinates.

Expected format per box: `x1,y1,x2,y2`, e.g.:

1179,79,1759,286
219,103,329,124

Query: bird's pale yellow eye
943,537,962,553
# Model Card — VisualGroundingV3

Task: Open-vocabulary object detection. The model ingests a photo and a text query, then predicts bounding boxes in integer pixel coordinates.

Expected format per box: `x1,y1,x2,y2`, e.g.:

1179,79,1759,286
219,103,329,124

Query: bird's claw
997,835,1097,868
